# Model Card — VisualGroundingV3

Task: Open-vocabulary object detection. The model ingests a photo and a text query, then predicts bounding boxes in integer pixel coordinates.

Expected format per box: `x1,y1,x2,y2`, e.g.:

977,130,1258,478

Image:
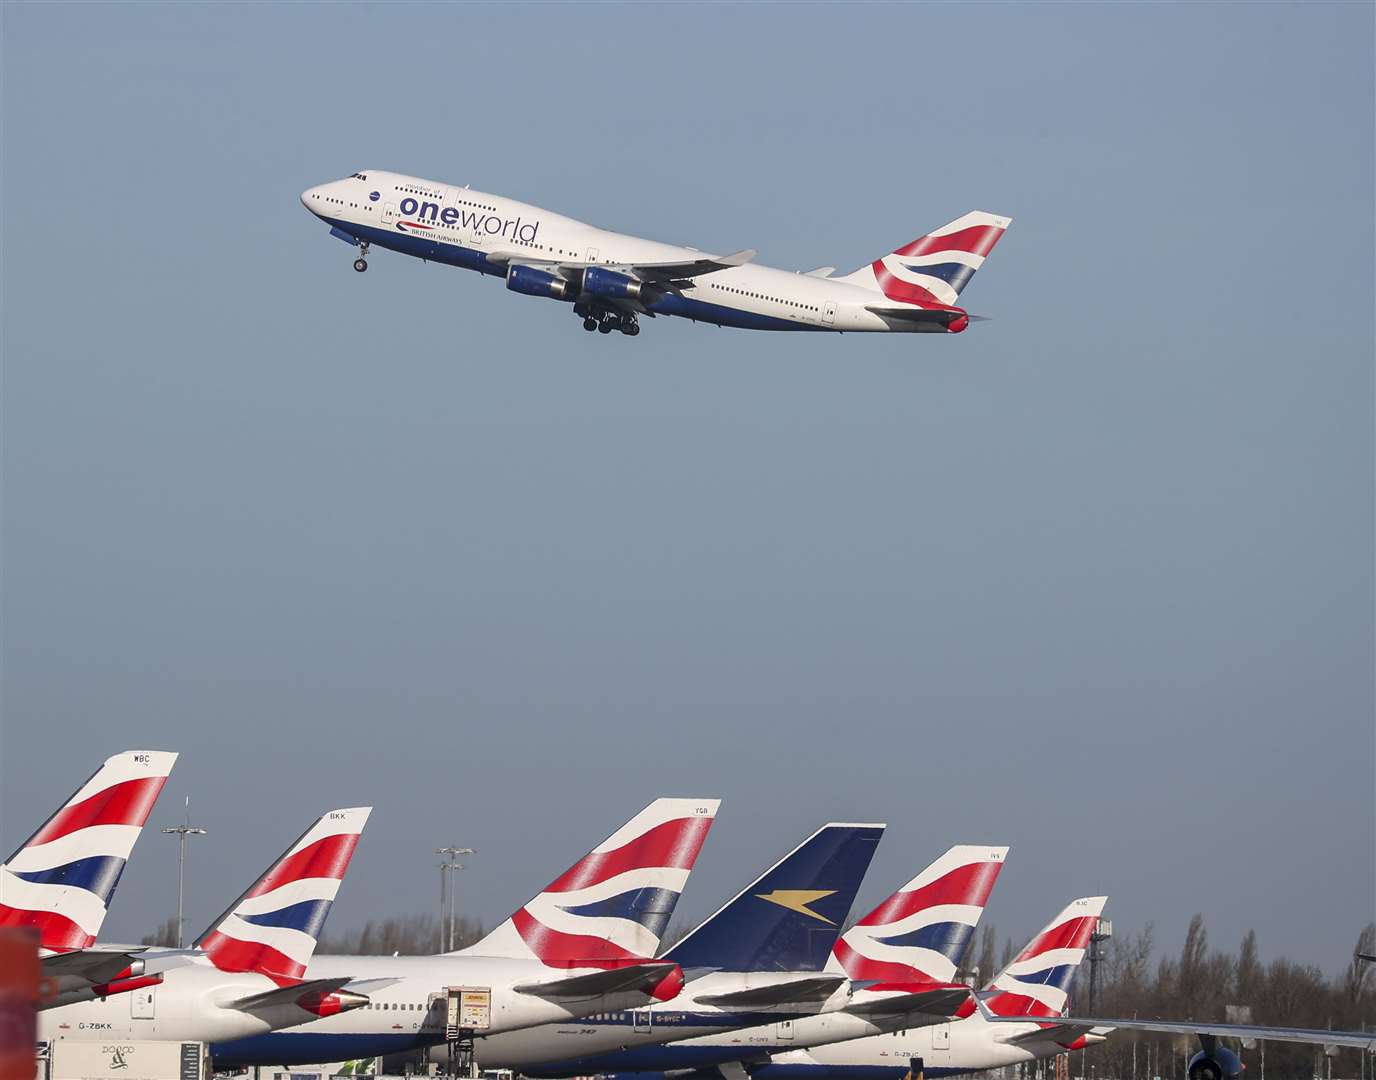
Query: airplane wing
486,249,756,282
976,998,1376,1050
513,960,681,1001
845,985,971,1021
694,974,848,1008
803,267,836,278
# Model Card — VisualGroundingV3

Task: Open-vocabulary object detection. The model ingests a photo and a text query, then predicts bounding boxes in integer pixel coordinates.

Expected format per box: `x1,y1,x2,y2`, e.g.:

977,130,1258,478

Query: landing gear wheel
353,258,368,273
621,322,640,337
598,320,614,334
583,317,598,332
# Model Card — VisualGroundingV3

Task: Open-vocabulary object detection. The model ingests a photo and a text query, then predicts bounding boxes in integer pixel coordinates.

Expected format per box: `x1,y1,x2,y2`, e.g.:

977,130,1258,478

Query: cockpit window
350,172,367,180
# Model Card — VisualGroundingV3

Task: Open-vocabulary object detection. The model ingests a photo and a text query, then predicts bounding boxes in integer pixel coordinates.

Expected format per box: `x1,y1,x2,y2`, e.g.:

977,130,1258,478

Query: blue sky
2,2,1372,972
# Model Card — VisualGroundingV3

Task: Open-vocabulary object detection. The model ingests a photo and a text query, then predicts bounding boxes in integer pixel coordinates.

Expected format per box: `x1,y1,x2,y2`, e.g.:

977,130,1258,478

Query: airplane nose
300,186,319,210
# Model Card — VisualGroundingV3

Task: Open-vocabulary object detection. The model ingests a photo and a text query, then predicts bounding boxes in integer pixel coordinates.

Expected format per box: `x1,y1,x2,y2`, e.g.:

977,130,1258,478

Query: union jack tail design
981,896,1107,1018
0,751,178,950
195,807,371,984
462,798,720,966
827,844,1008,985
841,211,1012,309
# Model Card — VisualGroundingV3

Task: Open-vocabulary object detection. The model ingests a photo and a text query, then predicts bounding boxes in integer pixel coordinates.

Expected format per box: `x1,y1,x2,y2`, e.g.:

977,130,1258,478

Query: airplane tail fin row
981,895,1108,1018
0,751,178,950
463,798,720,966
839,211,1012,308
827,844,1008,985
195,807,371,983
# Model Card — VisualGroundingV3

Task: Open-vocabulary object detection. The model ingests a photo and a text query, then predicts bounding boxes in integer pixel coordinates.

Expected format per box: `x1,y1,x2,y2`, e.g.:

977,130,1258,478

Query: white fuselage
457,970,853,1076
300,171,955,334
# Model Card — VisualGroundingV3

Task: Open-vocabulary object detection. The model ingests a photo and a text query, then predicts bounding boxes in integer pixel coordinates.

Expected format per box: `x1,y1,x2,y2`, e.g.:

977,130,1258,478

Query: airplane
0,750,179,1003
591,845,1011,1078
299,171,1010,338
726,896,1111,1080
209,797,719,1068
40,806,377,1044
460,822,888,1077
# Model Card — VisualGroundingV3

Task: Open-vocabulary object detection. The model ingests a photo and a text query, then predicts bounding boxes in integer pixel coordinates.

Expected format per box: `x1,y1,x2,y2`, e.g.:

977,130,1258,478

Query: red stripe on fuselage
27,777,169,847
541,817,713,894
856,862,1003,927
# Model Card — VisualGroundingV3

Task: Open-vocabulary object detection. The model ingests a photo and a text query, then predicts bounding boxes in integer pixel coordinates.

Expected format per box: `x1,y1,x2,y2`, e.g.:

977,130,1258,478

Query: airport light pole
161,797,206,948
435,846,474,952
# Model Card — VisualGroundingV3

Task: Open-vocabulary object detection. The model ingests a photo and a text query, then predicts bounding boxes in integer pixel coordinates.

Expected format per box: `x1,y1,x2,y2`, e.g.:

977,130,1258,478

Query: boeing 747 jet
300,171,1009,338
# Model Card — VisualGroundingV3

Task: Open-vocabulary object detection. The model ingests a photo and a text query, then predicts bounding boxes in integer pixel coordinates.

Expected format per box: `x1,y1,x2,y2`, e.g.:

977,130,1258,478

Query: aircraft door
823,301,836,325
775,1020,795,1041
382,202,398,226
932,1024,950,1050
130,986,156,1019
632,1009,652,1033
586,247,600,264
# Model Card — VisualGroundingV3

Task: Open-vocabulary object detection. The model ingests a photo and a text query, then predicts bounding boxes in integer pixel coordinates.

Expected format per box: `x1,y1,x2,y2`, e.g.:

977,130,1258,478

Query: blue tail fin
664,822,884,973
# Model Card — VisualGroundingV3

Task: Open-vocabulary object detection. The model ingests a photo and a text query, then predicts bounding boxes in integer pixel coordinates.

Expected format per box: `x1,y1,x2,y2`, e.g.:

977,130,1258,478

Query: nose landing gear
353,242,371,273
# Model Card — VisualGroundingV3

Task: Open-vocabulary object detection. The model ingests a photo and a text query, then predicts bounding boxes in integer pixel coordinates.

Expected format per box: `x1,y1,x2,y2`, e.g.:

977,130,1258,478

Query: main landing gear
575,304,639,337
353,242,371,273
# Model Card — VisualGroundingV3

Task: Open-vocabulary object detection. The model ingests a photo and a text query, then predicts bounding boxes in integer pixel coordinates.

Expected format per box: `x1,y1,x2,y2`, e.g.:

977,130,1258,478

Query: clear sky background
2,2,1372,974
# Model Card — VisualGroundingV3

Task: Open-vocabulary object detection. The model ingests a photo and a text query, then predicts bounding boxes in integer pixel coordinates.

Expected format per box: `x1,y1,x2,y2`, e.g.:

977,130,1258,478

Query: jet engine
1187,1039,1243,1080
507,264,571,301
581,266,643,302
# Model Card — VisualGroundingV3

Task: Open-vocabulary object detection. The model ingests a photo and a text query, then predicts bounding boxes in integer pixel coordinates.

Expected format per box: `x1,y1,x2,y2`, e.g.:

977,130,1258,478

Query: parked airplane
0,750,178,1004
733,896,1111,1080
300,171,1010,338
210,797,718,1068
595,845,1010,1078
463,822,887,1077
41,806,375,1044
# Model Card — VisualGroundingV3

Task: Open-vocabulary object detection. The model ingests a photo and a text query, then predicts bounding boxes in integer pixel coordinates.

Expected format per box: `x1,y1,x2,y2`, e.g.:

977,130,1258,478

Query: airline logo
829,845,1007,985
396,197,540,244
870,212,1011,309
0,751,178,950
982,896,1107,1018
196,807,371,984
755,889,838,924
470,798,719,967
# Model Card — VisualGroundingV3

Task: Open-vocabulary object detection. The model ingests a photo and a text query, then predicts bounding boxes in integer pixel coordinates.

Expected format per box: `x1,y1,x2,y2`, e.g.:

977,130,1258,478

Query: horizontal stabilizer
514,960,680,1000
41,946,148,980
230,976,360,1013
865,305,966,328
694,973,847,1008
846,985,970,1020
1000,1022,1092,1046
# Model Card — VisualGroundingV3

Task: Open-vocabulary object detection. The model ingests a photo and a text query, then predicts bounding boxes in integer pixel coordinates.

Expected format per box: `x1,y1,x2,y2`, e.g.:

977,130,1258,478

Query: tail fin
195,807,371,983
664,822,885,973
0,751,178,950
840,211,1012,307
464,798,720,965
827,844,1008,984
981,896,1107,1018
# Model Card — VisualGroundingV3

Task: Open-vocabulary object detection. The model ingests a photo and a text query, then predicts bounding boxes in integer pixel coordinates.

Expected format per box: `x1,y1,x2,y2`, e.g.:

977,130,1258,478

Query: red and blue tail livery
828,844,1008,986
0,751,178,950
982,895,1107,1018
195,806,372,984
464,798,719,966
845,211,1012,312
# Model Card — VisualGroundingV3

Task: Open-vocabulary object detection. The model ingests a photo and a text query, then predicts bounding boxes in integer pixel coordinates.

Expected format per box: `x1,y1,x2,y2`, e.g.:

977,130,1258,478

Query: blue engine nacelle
1188,1047,1242,1080
507,264,571,301
581,266,643,302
